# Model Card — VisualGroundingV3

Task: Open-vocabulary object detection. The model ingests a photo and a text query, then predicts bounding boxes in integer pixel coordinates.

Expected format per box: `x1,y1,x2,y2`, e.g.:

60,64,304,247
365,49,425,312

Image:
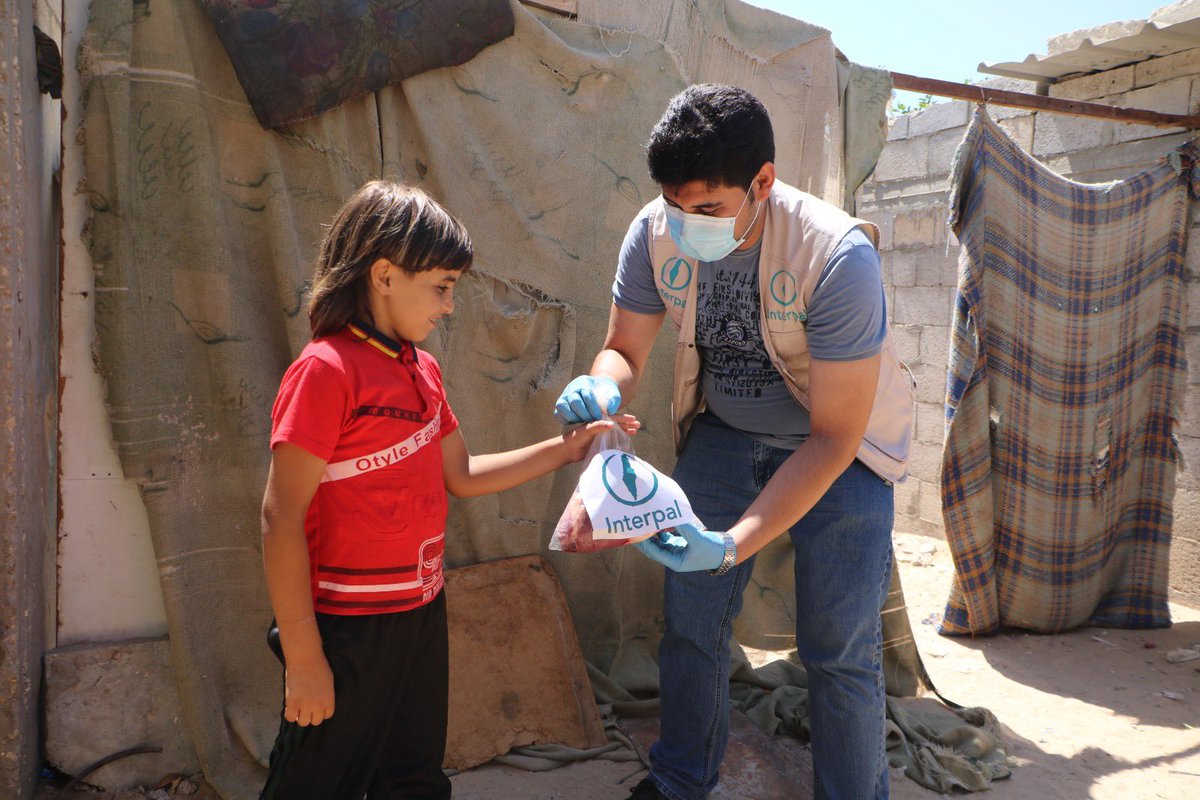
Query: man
554,84,913,800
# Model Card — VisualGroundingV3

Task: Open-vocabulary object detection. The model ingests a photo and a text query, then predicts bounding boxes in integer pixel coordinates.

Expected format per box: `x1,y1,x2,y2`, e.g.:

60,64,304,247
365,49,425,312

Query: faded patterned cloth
202,0,514,128
940,108,1195,636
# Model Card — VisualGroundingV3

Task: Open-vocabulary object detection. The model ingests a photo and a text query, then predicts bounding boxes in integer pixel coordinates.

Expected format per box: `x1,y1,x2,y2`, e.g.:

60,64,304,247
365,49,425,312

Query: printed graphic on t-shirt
320,410,442,483
418,533,445,602
696,267,785,399
353,404,427,422
315,532,445,611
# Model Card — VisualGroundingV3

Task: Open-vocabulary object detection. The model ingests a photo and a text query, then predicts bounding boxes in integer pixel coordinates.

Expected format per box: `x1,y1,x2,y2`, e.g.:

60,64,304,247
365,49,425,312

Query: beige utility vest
647,180,914,483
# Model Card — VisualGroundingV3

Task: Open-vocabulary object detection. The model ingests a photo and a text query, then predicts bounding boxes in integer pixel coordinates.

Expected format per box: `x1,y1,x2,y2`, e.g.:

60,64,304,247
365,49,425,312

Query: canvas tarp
201,0,517,129
80,0,1002,796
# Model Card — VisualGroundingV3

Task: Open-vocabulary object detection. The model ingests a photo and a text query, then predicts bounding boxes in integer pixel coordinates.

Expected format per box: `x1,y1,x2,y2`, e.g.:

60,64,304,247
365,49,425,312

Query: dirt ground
37,530,1200,800
452,530,1200,800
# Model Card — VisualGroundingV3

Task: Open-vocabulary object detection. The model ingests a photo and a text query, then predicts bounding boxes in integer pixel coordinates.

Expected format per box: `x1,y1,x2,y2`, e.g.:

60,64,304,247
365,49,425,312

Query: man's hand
284,657,335,727
633,523,731,572
554,375,621,424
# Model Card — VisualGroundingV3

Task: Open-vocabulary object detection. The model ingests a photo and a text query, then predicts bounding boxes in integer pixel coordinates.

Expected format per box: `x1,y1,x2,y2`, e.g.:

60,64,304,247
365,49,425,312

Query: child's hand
284,656,336,727
562,414,640,463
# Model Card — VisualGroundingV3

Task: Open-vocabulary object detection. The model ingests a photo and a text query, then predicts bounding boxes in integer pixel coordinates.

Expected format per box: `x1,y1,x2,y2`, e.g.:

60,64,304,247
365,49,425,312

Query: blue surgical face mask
664,185,762,262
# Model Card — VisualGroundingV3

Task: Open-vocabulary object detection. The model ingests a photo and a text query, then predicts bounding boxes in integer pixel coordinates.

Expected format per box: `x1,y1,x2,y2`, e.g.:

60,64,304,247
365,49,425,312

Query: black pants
260,592,451,800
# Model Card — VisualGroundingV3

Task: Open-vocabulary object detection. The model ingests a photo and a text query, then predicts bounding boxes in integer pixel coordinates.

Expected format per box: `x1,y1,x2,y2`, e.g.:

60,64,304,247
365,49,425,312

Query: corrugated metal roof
979,0,1200,83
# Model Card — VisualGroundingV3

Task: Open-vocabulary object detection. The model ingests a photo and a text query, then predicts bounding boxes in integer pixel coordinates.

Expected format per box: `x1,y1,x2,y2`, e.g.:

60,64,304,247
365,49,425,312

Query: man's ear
754,163,776,201
369,258,392,293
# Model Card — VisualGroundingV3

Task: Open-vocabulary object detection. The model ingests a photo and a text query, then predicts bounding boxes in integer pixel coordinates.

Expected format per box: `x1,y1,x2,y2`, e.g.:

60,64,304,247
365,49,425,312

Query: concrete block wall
858,58,1200,607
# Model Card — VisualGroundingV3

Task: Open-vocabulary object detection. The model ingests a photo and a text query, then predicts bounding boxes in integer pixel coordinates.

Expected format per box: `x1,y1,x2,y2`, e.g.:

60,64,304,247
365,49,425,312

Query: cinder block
1183,241,1200,281
917,471,947,526
872,137,929,182
920,324,953,372
914,246,961,289
1112,79,1193,143
1188,282,1200,331
890,324,921,363
893,474,920,517
1045,132,1192,181
1180,386,1200,437
893,287,954,326
1188,334,1200,384
905,438,944,484
1134,48,1200,89
928,126,969,181
1175,480,1200,521
977,78,1041,121
893,507,917,534
887,115,910,141
996,114,1035,152
890,250,919,287
872,177,953,203
893,206,947,249
911,359,951,405
858,209,894,251
1048,64,1135,101
894,509,940,538
916,400,947,445
879,251,893,286
1168,530,1200,608
44,638,200,791
1033,112,1115,156
909,100,971,138
1175,457,1200,495
854,183,880,213
1169,487,1200,603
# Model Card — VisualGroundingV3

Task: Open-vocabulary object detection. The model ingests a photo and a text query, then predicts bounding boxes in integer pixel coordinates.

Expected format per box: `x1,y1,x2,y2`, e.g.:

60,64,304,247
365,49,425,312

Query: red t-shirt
270,322,459,615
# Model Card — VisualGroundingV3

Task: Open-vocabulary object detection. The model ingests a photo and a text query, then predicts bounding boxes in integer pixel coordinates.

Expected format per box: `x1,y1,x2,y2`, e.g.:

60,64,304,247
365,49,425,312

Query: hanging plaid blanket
939,108,1195,635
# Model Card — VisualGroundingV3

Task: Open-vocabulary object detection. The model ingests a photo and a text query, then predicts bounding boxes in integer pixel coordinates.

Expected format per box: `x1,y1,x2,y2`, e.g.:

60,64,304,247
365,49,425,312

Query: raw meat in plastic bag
550,485,628,553
549,421,652,553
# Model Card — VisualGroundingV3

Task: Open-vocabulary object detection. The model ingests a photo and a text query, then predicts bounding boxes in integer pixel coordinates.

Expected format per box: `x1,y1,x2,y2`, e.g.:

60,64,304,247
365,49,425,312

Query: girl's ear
368,258,393,294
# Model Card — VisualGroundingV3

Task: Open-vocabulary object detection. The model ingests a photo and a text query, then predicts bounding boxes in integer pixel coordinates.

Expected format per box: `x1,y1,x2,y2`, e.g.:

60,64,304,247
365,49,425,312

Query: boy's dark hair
308,181,473,337
646,84,775,191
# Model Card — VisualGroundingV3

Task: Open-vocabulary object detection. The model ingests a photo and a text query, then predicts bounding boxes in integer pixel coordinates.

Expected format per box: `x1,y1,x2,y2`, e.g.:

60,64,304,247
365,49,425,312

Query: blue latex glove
554,375,621,424
633,523,730,573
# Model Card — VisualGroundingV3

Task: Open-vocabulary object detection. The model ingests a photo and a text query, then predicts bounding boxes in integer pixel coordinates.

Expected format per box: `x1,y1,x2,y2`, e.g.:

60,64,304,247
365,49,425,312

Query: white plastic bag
549,422,700,553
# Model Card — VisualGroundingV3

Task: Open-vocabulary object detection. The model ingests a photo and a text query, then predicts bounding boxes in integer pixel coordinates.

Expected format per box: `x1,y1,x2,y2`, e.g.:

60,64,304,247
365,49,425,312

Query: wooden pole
890,71,1200,130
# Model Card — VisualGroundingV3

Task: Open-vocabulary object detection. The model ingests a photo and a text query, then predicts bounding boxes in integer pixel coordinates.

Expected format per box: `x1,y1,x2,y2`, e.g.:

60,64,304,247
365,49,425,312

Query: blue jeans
649,413,894,800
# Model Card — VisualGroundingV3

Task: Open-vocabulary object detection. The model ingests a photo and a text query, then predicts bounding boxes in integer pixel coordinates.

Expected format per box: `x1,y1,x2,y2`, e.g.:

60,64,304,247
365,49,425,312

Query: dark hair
645,84,775,191
308,181,473,337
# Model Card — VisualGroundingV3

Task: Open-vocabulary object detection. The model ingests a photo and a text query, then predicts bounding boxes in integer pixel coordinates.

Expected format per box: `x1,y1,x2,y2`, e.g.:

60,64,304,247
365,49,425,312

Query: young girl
259,181,635,799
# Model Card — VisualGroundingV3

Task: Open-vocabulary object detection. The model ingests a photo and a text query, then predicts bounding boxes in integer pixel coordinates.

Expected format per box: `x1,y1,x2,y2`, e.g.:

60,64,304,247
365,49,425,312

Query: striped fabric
939,108,1195,635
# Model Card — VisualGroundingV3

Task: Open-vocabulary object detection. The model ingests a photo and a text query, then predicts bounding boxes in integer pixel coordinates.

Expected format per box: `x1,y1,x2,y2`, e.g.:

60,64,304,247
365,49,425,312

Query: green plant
889,92,933,115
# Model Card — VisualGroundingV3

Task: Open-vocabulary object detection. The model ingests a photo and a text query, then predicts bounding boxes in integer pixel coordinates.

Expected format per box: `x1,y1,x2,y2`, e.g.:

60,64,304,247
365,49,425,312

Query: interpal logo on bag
579,449,699,541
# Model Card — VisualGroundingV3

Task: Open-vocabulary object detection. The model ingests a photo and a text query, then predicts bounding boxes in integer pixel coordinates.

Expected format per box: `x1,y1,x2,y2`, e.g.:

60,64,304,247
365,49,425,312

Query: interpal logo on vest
767,269,807,324
769,270,798,306
661,257,692,290
658,257,692,309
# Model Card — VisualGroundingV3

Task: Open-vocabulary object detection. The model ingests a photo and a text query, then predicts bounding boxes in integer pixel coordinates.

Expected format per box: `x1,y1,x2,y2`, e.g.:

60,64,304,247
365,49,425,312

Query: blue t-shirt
612,210,885,449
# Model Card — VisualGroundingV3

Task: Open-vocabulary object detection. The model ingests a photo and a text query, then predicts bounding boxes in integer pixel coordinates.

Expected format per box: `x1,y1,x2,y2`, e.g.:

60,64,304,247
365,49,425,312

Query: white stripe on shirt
320,408,442,483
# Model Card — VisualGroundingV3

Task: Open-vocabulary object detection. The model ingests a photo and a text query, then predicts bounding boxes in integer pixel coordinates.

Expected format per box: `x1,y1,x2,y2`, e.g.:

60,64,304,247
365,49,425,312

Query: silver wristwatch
710,533,737,576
